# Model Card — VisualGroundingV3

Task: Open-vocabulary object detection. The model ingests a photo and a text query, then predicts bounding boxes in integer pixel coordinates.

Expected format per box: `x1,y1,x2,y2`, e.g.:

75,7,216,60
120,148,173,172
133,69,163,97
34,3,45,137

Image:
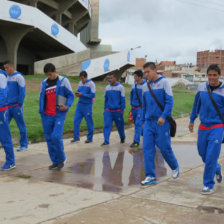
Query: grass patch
9,78,195,143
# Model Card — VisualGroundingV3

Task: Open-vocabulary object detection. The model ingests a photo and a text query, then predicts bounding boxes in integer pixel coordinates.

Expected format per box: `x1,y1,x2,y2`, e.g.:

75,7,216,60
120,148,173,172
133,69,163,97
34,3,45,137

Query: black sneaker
130,142,139,148
216,172,222,183
48,164,58,170
57,162,65,170
70,138,80,143
85,139,92,144
120,139,125,144
101,142,109,146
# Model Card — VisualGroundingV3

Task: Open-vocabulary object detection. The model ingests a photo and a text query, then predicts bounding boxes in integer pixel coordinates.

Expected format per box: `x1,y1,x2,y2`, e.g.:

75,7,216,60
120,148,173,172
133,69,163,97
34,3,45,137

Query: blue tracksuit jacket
190,82,224,188
7,71,25,107
39,75,74,116
142,75,178,178
0,69,15,165
130,80,145,144
73,79,95,141
76,79,96,104
104,82,125,111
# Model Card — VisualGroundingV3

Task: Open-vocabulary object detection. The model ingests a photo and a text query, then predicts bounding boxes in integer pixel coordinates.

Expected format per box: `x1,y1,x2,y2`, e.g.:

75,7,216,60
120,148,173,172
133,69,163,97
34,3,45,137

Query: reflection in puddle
72,149,167,192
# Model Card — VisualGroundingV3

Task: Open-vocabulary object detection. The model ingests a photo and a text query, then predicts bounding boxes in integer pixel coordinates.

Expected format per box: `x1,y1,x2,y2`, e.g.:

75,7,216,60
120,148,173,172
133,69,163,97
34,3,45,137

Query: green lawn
9,75,195,143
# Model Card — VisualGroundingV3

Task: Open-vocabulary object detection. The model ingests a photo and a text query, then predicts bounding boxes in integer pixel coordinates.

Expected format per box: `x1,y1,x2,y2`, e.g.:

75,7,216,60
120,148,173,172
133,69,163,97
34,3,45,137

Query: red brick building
197,50,224,72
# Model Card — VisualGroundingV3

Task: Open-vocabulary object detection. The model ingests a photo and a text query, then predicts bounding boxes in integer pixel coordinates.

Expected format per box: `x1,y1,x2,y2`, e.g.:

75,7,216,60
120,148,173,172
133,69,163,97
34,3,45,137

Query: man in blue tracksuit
0,69,15,170
39,63,74,170
102,73,126,145
189,64,223,194
130,70,145,148
71,71,95,143
141,62,179,186
3,61,28,152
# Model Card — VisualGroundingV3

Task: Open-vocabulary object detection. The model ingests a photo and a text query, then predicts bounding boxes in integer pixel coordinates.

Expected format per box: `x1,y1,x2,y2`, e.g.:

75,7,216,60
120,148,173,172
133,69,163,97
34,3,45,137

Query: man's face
108,75,116,84
207,69,220,86
4,64,14,75
80,76,88,83
144,67,157,81
45,71,57,80
134,74,141,82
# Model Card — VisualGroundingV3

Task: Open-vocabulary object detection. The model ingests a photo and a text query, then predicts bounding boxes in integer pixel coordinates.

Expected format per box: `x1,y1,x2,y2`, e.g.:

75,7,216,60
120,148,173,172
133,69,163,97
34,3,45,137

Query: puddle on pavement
11,144,224,193
69,148,167,192
198,206,224,214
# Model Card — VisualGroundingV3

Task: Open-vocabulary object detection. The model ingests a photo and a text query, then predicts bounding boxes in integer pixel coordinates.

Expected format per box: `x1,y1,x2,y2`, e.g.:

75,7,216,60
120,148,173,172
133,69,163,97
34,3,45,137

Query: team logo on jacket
214,139,219,144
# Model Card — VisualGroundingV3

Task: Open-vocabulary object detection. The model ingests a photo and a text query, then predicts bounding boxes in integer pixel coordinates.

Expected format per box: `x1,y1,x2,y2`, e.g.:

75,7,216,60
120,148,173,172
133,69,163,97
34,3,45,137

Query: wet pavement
0,117,224,224
2,143,224,193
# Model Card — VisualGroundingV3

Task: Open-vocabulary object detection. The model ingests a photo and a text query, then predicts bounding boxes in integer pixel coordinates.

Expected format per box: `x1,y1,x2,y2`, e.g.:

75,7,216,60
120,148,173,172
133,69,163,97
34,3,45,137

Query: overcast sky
99,0,224,65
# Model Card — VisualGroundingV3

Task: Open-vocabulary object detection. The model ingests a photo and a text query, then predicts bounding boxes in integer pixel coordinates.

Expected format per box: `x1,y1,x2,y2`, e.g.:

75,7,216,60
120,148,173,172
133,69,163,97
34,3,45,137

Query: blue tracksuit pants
41,114,66,165
103,110,125,144
8,105,28,147
0,110,15,164
73,103,94,141
143,119,178,178
198,126,223,188
131,108,142,144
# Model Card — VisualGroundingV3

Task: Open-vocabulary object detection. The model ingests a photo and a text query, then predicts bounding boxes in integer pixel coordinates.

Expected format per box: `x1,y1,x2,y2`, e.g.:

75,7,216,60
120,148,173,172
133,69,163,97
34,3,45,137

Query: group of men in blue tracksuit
1,58,223,195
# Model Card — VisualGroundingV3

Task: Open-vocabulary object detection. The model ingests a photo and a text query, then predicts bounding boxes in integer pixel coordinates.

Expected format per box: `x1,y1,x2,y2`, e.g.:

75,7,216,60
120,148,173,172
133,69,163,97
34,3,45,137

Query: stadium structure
0,0,135,78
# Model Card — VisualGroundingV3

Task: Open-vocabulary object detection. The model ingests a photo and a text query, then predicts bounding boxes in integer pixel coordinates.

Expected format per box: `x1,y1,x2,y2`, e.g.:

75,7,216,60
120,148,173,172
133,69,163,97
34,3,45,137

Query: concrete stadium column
0,26,32,69
80,0,101,46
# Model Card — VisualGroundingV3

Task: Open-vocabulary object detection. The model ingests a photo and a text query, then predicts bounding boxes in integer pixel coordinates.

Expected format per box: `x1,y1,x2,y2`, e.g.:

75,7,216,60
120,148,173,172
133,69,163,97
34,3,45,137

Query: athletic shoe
130,142,139,148
141,176,157,186
57,159,67,170
201,186,215,195
1,163,16,171
101,142,109,146
120,139,125,144
172,166,179,179
85,139,92,144
48,164,58,170
70,138,80,143
216,171,222,183
17,146,28,152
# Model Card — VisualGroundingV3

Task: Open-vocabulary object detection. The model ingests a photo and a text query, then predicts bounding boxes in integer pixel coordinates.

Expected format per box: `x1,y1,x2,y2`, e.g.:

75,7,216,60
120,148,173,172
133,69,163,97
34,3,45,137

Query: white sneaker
201,186,215,195
141,176,157,186
172,166,179,179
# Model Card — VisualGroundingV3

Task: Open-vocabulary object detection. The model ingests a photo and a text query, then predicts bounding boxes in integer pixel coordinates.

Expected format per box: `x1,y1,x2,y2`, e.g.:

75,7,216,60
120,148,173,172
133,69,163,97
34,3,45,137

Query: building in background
197,50,224,74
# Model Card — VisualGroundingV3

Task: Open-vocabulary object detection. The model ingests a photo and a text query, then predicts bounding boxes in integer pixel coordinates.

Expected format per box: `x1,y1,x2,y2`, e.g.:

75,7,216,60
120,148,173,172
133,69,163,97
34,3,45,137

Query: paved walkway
0,117,223,224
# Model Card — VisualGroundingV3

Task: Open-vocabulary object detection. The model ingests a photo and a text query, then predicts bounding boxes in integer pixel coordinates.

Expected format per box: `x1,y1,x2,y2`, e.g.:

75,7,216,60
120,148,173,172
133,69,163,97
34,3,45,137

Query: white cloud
99,0,224,64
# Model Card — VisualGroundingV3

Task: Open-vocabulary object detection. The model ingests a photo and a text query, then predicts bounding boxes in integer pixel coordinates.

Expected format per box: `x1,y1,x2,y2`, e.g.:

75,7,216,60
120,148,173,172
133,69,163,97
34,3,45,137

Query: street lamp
130,46,141,50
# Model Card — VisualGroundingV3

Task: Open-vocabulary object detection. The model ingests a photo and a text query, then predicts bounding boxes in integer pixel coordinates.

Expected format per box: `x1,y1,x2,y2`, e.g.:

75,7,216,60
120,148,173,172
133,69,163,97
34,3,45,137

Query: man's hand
157,117,165,125
58,105,68,111
75,92,82,97
189,123,194,133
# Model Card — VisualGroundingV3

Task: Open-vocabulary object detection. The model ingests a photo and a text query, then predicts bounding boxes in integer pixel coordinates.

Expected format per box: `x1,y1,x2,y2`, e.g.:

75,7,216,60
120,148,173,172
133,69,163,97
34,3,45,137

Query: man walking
130,70,145,148
39,63,74,170
141,62,179,186
189,64,223,194
0,69,15,170
3,61,28,152
71,71,95,143
102,73,126,145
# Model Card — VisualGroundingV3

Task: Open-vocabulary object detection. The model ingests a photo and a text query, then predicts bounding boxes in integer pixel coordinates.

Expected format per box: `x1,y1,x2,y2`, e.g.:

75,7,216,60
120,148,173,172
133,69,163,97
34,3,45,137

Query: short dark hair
80,71,88,77
143,62,156,70
207,64,221,75
133,69,143,78
108,73,116,78
3,60,14,66
43,63,56,73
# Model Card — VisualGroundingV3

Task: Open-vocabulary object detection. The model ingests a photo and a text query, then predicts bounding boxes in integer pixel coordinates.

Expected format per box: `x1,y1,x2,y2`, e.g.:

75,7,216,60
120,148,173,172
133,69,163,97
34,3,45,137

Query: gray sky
99,0,224,65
